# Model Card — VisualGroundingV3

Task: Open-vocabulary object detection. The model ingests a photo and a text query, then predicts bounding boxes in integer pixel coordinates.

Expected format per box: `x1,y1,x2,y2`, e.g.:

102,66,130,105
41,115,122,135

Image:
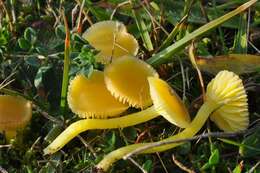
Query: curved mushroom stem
44,106,159,155
3,130,16,142
96,101,217,172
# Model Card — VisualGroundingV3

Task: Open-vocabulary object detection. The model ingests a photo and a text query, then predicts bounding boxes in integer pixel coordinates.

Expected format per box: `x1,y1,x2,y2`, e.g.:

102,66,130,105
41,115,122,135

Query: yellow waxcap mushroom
148,77,190,127
0,95,32,140
44,75,190,155
67,70,128,118
104,55,159,108
83,20,139,64
207,71,249,131
96,70,250,171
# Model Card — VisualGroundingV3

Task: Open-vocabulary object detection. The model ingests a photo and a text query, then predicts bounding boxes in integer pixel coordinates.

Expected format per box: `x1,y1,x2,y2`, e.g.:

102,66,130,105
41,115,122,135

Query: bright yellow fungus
83,20,139,64
67,70,129,118
0,95,32,141
208,71,249,132
105,55,159,108
148,77,190,128
96,70,249,172
44,75,190,155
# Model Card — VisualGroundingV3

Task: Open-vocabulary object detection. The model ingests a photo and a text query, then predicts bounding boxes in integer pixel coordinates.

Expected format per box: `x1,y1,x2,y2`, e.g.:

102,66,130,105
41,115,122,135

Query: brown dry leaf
196,54,260,75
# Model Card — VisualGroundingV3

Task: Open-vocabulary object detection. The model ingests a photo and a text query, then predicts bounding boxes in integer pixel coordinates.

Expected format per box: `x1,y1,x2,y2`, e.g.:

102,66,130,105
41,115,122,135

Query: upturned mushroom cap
0,95,32,139
104,55,159,108
206,70,249,132
83,20,139,64
67,70,129,118
148,77,191,128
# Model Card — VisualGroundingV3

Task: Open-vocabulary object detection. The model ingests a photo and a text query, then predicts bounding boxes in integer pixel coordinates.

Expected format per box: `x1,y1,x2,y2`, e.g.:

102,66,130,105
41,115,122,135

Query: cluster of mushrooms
43,20,249,172
0,20,249,172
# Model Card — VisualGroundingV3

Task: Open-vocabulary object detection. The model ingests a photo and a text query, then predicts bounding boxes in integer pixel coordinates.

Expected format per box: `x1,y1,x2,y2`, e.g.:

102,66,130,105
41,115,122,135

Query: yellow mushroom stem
96,70,248,171
96,101,217,171
4,130,17,142
43,106,158,155
44,77,190,155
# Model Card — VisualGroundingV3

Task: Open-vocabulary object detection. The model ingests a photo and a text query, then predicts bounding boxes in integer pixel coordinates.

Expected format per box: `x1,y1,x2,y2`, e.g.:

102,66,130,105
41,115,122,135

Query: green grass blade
233,12,248,53
130,0,154,51
147,0,257,66
60,14,70,113
159,16,187,50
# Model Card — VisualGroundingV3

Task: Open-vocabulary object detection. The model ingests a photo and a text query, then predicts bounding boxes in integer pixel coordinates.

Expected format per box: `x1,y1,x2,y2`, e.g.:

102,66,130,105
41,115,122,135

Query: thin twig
123,130,246,160
140,2,169,35
146,125,169,173
0,166,8,173
248,161,260,173
127,157,148,173
76,0,86,34
0,144,11,149
30,137,41,150
172,154,195,173
110,1,130,20
34,105,63,125
76,135,97,158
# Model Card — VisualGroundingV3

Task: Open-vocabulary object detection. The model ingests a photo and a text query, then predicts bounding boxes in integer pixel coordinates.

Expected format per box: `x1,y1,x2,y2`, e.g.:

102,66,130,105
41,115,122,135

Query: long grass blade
60,12,70,113
147,0,257,66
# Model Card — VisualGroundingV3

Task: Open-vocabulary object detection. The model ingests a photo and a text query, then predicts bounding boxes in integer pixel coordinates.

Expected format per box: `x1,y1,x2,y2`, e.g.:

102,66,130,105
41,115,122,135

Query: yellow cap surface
104,55,159,108
67,70,129,118
0,95,32,138
83,20,139,64
148,77,190,128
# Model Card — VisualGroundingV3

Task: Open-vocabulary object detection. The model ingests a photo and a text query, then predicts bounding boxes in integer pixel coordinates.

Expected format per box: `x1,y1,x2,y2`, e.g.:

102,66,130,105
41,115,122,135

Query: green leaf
104,132,117,153
55,25,66,39
142,159,153,172
34,65,52,88
233,12,248,53
239,128,260,157
233,163,242,173
24,27,37,44
208,149,219,165
18,38,31,50
25,56,40,67
0,35,8,46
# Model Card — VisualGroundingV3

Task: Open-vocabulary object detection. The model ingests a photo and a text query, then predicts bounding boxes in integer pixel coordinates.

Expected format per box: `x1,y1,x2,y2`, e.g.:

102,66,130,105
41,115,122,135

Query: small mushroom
43,72,190,155
83,20,139,64
96,70,249,172
104,55,159,108
67,70,129,118
0,95,32,141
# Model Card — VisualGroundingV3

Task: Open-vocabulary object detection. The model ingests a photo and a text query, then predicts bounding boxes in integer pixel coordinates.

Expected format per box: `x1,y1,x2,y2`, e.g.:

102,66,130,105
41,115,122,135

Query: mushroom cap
104,55,159,108
67,70,129,118
148,77,191,128
0,95,32,131
82,20,139,64
206,70,249,132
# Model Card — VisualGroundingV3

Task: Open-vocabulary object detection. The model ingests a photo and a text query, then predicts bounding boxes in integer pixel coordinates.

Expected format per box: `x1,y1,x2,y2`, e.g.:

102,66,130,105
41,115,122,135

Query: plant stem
43,106,158,155
60,13,70,113
96,101,217,172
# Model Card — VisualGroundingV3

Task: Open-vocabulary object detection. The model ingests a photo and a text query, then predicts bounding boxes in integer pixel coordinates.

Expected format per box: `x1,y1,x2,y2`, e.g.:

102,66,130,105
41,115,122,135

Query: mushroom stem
96,101,217,172
44,106,159,155
3,130,16,142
